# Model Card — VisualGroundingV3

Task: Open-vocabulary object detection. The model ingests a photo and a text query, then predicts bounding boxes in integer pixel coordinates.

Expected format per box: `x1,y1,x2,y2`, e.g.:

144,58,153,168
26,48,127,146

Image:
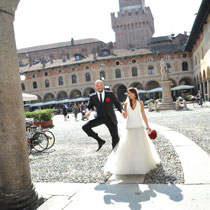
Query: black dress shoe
96,140,105,152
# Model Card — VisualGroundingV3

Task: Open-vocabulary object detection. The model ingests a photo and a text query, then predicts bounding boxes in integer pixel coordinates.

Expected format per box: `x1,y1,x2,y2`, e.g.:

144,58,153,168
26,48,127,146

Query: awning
171,85,194,91
22,93,38,101
29,97,89,107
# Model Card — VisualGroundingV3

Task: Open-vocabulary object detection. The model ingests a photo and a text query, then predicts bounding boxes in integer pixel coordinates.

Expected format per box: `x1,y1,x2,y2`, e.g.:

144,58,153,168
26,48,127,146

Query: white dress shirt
97,91,105,103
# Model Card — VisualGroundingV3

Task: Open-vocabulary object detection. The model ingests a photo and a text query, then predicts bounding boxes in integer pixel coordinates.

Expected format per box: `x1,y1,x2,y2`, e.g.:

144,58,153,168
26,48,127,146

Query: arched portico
145,80,160,90
57,91,68,100
129,82,143,89
83,87,95,97
44,93,55,101
145,80,161,100
70,89,82,98
179,77,194,86
112,84,127,102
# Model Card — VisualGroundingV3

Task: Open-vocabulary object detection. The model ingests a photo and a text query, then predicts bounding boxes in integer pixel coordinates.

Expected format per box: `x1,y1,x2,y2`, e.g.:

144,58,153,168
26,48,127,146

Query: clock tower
111,0,154,49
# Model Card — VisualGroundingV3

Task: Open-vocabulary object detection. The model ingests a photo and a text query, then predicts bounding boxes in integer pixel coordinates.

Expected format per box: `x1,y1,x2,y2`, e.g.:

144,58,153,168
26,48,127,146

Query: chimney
29,56,33,67
184,31,187,36
62,55,67,62
71,38,74,45
92,48,97,60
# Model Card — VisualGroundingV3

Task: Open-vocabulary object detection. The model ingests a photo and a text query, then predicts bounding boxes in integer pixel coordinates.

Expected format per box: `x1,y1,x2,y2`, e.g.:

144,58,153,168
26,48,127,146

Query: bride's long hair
127,87,139,109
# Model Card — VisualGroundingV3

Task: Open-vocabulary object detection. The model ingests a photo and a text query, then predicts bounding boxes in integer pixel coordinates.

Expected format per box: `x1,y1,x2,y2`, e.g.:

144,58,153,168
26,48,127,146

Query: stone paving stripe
107,174,145,184
37,196,71,210
35,183,83,196
150,123,210,184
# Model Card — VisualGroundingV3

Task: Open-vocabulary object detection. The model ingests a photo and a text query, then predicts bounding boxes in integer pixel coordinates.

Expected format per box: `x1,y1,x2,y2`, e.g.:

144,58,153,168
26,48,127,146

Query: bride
104,87,160,175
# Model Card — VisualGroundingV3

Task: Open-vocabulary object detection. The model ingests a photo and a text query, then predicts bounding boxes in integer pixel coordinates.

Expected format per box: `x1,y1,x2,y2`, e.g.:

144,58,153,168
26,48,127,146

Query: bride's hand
122,111,127,119
147,127,152,132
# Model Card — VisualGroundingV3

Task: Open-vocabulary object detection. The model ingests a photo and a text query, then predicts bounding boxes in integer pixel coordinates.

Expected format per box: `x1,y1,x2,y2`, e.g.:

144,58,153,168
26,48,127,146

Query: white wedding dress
104,101,160,175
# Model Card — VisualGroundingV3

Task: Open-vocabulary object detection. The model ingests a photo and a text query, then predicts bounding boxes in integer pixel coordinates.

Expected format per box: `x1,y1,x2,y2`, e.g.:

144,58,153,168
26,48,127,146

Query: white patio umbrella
137,89,148,94
171,85,194,91
148,87,162,93
22,93,38,101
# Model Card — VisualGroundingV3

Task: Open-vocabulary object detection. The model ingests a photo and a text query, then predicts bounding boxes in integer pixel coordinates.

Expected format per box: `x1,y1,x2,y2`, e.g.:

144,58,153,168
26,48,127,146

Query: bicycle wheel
31,132,49,152
42,130,55,149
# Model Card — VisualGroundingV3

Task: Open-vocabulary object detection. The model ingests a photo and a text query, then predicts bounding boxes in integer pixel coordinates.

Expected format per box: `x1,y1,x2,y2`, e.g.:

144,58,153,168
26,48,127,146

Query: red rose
148,130,157,140
105,98,110,102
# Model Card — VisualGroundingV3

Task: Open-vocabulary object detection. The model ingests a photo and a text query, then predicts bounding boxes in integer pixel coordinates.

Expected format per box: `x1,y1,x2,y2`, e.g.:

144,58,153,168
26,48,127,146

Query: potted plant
25,109,54,128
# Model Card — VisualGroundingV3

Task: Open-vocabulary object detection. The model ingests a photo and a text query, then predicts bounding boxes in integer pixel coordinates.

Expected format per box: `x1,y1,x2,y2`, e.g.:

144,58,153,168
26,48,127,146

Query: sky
14,0,202,50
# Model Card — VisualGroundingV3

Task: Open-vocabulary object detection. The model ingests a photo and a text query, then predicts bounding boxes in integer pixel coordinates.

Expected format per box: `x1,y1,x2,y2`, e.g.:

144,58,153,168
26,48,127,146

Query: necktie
99,93,103,103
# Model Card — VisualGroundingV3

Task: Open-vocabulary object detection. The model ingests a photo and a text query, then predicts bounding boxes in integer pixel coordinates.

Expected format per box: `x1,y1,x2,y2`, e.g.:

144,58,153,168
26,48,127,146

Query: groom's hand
85,111,91,118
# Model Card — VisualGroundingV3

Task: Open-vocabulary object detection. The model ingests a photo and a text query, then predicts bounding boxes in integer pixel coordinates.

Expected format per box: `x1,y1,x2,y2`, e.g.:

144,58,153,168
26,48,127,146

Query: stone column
200,83,203,92
203,81,206,95
207,80,210,101
0,1,42,209
159,80,175,110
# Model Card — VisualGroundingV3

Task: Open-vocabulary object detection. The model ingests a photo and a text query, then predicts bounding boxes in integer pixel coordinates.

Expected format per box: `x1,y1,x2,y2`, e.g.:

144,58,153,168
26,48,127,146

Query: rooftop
17,38,101,54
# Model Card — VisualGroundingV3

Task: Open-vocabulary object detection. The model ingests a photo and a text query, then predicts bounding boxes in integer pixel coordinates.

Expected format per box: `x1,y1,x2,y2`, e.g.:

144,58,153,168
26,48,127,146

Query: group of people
62,102,87,121
82,80,160,176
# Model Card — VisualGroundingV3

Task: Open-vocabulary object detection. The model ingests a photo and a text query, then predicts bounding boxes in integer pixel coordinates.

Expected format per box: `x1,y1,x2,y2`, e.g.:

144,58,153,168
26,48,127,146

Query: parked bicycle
27,131,49,155
25,120,56,153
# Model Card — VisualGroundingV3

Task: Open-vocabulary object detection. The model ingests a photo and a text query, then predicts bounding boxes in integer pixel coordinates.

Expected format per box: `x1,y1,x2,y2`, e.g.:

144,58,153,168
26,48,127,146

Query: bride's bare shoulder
139,100,144,107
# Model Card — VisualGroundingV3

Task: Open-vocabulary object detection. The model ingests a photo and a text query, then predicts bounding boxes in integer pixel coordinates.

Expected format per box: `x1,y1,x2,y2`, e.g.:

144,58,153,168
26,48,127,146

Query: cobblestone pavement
29,102,210,184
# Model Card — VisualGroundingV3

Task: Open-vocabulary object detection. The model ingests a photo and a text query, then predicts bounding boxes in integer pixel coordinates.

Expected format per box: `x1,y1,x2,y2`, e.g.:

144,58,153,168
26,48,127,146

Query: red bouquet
105,98,110,102
148,130,157,140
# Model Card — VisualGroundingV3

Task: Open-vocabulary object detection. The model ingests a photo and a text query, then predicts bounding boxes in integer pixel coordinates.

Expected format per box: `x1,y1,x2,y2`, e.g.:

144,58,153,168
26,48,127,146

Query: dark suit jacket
87,91,123,125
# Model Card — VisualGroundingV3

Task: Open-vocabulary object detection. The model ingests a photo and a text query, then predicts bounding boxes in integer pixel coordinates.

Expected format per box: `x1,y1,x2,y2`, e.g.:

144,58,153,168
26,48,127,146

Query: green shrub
25,109,53,121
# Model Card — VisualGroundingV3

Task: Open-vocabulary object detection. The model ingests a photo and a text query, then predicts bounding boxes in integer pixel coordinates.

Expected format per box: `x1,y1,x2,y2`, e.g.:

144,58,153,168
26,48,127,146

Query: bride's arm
123,102,128,119
140,101,151,132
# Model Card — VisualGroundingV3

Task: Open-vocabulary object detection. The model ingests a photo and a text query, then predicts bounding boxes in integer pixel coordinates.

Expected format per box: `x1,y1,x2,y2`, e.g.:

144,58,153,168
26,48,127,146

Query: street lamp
20,69,26,81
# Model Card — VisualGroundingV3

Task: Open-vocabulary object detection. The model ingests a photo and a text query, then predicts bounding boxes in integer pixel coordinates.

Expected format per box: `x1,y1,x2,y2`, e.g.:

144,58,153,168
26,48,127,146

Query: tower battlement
111,1,154,49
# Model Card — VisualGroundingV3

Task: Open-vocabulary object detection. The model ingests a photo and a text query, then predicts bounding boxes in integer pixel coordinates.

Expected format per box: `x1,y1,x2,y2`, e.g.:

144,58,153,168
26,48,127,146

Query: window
32,74,36,78
33,81,37,89
58,69,62,73
75,55,80,60
167,63,171,73
116,61,120,65
182,62,188,71
85,65,89,70
135,8,139,15
195,56,197,66
21,83,25,91
165,55,170,60
72,68,75,72
132,67,138,77
148,65,154,75
85,73,91,82
115,69,121,78
100,63,104,67
182,53,187,58
45,72,48,76
45,80,50,88
58,76,63,86
128,10,131,16
72,75,77,84
148,57,153,62
100,71,106,79
132,59,136,63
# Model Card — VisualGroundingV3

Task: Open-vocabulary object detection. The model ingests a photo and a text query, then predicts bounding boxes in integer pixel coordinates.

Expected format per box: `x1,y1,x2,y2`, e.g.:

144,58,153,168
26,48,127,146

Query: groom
82,80,124,151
